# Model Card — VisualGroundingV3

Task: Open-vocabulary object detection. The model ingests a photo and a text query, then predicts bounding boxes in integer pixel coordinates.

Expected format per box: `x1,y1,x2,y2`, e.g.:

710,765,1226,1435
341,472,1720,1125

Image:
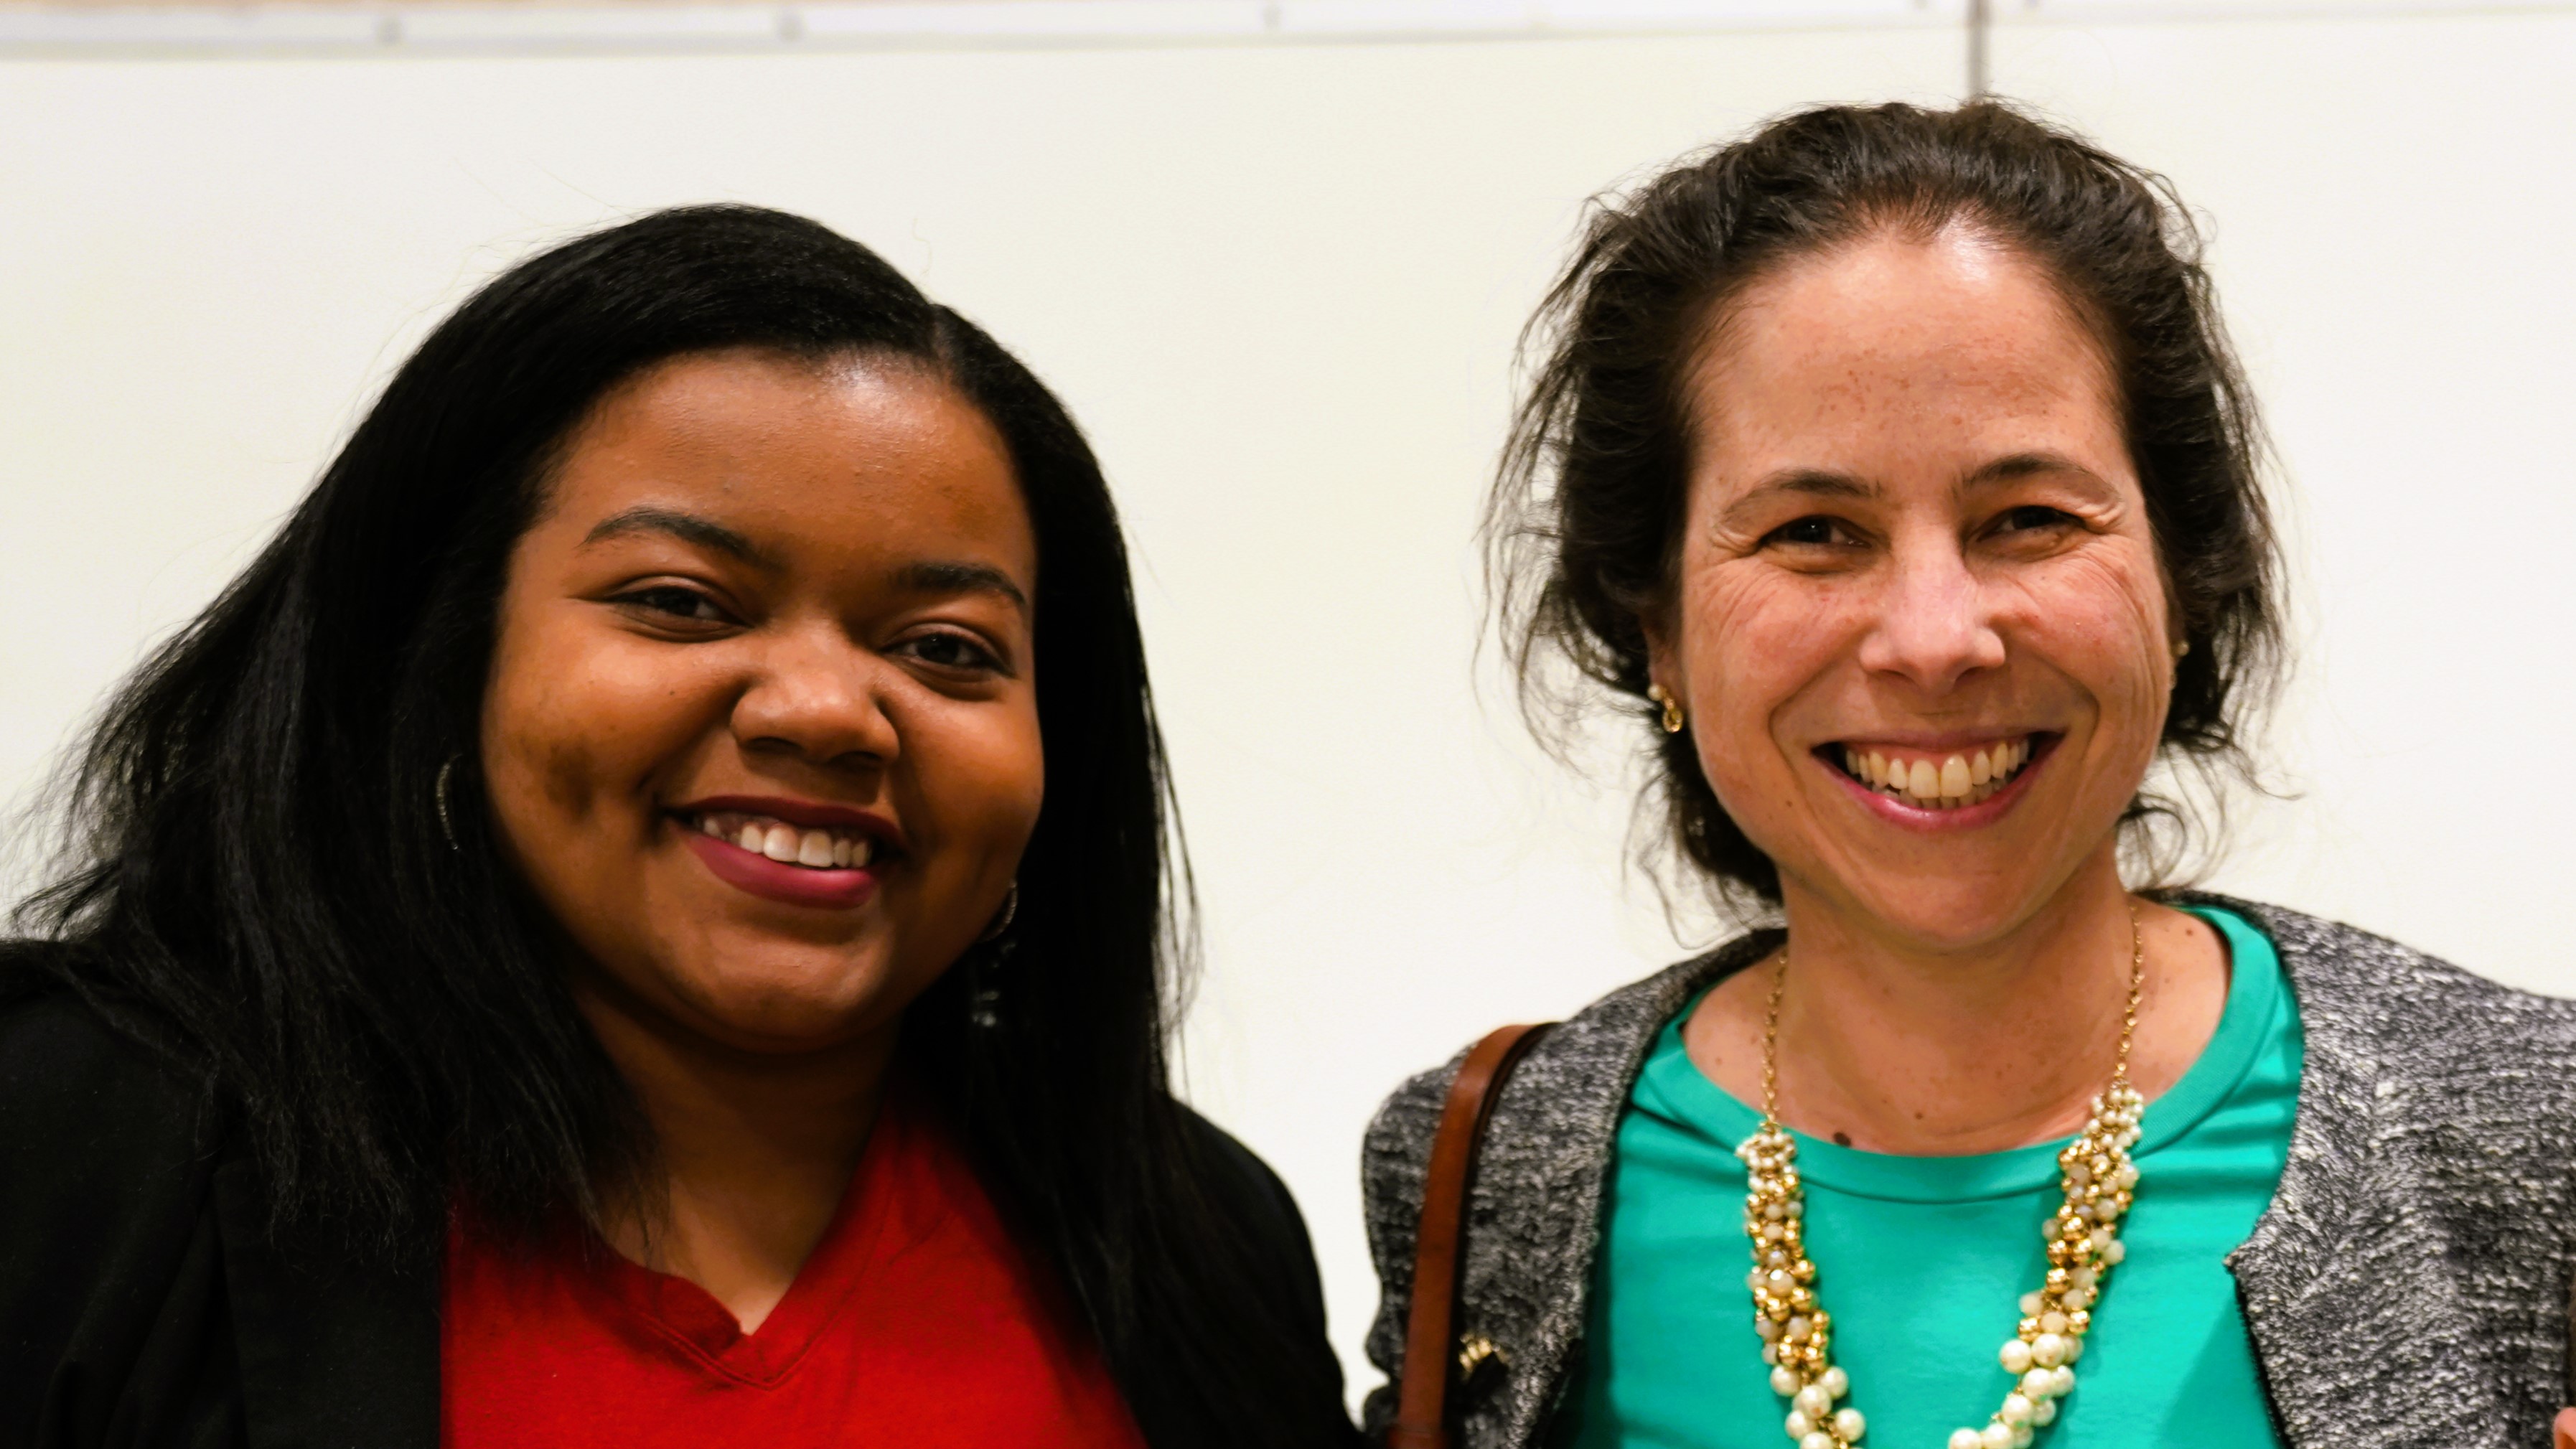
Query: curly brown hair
1487,100,2283,909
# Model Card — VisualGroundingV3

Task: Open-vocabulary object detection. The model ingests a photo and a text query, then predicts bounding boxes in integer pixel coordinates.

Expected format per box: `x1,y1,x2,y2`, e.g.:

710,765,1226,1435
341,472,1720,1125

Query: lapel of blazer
214,1156,440,1449
2211,895,2576,1449
2209,896,2465,1449
1461,930,1779,1449
2211,898,2377,1447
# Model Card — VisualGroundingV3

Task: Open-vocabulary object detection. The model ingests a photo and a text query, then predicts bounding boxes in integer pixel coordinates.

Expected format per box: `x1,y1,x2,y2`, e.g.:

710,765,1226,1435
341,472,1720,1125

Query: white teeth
1842,736,2035,807
699,811,877,870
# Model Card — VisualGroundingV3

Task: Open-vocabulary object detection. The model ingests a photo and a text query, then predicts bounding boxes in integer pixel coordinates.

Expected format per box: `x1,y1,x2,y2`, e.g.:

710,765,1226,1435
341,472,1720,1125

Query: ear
1638,603,1680,700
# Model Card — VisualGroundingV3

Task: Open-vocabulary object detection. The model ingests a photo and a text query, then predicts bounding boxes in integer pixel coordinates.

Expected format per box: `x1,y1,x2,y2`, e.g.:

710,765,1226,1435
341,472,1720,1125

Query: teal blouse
1558,906,2300,1448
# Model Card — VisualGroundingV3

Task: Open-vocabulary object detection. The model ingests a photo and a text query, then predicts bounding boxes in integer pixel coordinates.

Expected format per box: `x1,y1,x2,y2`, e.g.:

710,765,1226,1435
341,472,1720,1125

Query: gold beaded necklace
1736,902,2147,1449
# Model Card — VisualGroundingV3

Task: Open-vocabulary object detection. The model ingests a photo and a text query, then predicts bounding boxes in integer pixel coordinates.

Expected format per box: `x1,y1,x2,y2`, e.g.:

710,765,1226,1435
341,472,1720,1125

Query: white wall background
4,0,2572,1399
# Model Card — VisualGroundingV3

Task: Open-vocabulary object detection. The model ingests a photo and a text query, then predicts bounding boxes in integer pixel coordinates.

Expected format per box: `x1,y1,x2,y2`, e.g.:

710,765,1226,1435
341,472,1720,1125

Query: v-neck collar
582,1084,927,1389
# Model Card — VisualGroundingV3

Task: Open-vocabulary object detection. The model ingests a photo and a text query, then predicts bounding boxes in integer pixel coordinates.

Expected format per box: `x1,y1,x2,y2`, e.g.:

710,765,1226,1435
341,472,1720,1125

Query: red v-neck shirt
439,1084,1146,1448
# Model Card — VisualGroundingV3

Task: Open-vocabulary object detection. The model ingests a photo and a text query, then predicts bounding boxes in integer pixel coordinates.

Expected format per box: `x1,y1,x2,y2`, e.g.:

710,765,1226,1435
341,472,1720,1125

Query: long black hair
11,205,1345,1446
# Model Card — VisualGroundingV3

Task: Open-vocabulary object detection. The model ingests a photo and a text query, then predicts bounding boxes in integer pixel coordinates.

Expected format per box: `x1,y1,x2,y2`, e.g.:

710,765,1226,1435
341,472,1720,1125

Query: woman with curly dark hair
1362,103,2576,1449
1,205,1354,1449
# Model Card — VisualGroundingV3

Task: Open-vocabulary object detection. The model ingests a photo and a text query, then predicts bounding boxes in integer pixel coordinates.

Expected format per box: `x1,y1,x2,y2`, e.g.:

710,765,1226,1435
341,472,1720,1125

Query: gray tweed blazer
1359,896,2576,1448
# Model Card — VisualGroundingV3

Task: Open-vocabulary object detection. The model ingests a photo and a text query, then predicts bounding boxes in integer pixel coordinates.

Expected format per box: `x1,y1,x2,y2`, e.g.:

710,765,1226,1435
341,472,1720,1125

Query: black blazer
0,975,1355,1449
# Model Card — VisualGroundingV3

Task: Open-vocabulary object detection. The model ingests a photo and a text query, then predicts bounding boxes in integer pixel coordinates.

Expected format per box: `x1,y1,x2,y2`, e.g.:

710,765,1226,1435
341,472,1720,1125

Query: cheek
902,698,1045,863
481,606,721,855
2015,550,2172,744
1680,565,1860,755
997,718,1047,845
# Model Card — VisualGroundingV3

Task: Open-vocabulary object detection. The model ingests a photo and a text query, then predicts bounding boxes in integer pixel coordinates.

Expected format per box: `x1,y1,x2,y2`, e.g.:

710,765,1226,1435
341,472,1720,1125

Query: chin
665,950,904,1051
1830,867,2062,952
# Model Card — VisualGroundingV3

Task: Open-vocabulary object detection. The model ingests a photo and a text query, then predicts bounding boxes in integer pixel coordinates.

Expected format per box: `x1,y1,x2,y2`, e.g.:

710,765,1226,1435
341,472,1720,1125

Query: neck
572,975,896,1333
1766,845,2145,1155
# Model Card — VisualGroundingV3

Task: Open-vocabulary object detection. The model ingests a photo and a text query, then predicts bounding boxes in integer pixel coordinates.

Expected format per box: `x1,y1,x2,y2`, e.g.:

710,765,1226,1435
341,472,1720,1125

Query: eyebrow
1718,453,2114,527
897,560,1030,616
1959,451,2116,497
1718,469,1880,530
581,507,784,571
579,507,1029,613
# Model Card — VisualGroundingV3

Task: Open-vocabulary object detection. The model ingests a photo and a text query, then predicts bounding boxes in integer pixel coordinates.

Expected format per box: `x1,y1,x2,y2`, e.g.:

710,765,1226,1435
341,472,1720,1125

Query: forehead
543,348,1033,573
1685,225,2124,479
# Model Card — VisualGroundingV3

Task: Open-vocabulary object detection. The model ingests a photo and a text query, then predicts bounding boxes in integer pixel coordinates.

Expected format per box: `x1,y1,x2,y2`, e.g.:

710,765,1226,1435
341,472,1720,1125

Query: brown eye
900,630,1004,674
1996,505,2074,534
1764,515,1851,548
612,586,731,624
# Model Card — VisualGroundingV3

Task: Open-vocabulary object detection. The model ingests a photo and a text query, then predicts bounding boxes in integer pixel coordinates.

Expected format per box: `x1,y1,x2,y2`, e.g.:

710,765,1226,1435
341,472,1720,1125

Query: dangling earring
970,881,1018,1029
434,756,464,854
1647,683,1686,735
969,965,1003,1029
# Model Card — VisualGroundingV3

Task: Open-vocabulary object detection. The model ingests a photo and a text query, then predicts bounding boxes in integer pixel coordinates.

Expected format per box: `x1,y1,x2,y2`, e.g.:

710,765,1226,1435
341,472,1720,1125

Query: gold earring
1647,683,1685,734
2173,639,2191,660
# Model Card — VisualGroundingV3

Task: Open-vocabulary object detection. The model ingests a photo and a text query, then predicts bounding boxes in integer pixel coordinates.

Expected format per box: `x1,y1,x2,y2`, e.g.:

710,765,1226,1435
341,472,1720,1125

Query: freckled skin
1660,225,2168,949
482,349,1041,1056
1656,226,2229,1154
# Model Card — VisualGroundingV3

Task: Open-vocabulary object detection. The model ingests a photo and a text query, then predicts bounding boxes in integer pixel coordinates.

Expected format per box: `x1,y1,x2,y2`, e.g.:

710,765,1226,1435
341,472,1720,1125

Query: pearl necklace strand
1734,903,2148,1449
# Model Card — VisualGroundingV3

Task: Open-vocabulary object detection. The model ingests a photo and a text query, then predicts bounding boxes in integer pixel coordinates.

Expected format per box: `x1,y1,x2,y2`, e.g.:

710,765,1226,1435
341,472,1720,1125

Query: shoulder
1163,1101,1334,1338
1169,1102,1314,1256
1357,928,1778,1323
2205,896,2576,1229
1354,932,1774,1435
2209,896,2576,1070
1148,1103,1359,1446
1361,929,1779,1209
0,941,223,1182
0,942,234,1432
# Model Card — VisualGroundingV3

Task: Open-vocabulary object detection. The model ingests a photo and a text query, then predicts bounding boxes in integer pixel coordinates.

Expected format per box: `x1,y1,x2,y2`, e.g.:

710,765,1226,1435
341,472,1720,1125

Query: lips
668,797,901,910
680,827,879,909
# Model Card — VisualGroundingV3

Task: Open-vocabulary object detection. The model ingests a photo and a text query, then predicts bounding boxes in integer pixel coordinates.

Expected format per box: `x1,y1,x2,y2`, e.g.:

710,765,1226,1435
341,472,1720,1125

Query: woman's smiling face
481,348,1041,1054
1652,224,2176,948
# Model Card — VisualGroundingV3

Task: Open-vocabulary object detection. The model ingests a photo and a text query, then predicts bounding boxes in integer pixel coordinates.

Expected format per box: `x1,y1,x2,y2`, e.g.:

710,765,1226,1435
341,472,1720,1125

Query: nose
729,627,899,769
1853,533,2008,694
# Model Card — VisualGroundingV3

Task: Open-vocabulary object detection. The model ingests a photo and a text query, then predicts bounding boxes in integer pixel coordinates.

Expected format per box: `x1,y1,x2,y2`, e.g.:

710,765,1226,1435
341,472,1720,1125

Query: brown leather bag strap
1388,1021,1555,1449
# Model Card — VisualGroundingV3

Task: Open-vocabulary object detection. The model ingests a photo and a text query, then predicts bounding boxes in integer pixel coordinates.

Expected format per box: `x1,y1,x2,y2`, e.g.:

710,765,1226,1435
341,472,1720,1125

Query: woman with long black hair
1,205,1354,1448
